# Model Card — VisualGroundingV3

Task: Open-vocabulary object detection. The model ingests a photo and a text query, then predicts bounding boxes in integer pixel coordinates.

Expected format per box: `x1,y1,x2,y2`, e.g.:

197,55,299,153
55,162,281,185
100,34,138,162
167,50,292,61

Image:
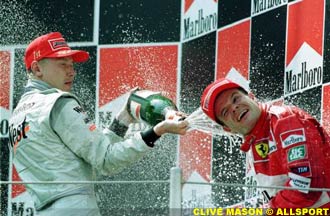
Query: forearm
109,117,161,146
108,118,129,137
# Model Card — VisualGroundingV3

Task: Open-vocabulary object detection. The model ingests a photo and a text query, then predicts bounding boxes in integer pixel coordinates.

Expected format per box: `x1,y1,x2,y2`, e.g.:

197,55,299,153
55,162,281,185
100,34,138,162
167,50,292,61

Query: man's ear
30,61,42,77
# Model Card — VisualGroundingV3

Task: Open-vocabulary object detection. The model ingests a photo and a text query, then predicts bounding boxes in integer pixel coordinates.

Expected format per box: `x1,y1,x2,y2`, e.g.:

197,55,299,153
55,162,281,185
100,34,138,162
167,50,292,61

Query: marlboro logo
280,128,306,148
183,0,218,41
285,61,323,94
285,43,323,96
184,9,217,40
252,0,287,15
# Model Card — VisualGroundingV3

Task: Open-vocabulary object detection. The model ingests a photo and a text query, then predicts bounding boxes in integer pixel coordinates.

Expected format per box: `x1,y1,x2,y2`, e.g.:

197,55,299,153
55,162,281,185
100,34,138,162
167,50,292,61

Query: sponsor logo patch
12,102,35,115
9,116,30,153
288,172,311,193
287,145,306,162
255,142,269,159
48,38,68,50
34,50,41,60
289,161,312,177
89,124,97,131
268,140,277,154
268,130,277,154
280,128,306,148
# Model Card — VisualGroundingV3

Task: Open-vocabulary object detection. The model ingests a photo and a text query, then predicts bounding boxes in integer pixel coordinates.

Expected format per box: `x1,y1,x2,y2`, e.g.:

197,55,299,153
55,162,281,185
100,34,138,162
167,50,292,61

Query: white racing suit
9,79,155,215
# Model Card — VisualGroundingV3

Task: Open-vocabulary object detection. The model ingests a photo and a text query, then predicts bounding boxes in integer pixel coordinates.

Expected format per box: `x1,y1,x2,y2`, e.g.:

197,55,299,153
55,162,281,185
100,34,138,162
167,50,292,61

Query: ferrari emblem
255,143,269,159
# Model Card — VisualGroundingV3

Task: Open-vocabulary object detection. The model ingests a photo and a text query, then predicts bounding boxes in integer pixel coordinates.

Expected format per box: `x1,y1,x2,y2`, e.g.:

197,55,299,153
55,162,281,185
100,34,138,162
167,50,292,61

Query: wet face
35,57,76,92
214,88,261,135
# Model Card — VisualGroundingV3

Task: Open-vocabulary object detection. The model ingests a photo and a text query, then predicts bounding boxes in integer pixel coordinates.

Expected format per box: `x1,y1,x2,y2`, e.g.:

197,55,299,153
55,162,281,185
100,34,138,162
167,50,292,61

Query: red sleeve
269,110,328,208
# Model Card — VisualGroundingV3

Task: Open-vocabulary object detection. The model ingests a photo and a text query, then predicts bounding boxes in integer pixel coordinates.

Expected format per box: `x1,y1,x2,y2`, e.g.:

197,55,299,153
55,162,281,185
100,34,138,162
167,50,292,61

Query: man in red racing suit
242,103,330,207
200,78,330,208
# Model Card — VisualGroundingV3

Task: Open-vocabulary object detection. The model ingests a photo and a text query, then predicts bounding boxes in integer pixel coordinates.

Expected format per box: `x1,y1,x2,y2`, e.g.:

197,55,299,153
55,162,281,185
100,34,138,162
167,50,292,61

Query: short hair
26,58,49,79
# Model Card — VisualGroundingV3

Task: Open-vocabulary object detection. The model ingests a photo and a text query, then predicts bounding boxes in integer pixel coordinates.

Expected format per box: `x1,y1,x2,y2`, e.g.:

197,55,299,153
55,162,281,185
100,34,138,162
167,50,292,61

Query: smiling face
32,57,76,92
214,88,261,135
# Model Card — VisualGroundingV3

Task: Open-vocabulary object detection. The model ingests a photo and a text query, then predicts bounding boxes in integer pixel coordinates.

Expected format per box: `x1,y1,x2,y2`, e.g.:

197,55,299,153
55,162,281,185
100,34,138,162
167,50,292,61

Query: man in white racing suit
8,32,188,216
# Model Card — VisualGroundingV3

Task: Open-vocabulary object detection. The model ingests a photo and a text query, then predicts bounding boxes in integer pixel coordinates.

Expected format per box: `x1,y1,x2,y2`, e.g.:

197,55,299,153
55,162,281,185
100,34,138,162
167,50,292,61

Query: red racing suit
240,104,330,208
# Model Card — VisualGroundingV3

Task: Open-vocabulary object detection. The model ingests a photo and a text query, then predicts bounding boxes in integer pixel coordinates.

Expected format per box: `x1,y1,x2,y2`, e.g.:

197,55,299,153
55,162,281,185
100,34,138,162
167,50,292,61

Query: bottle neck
129,93,149,105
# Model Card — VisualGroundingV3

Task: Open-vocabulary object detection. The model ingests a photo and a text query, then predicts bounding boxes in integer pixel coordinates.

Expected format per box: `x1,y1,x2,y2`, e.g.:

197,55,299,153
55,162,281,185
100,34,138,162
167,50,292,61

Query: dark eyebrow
221,92,237,116
231,91,239,99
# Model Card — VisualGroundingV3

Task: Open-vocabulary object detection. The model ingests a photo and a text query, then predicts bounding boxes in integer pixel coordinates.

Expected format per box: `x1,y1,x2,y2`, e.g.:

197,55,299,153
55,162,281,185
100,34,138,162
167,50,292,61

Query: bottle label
129,101,141,121
129,90,160,122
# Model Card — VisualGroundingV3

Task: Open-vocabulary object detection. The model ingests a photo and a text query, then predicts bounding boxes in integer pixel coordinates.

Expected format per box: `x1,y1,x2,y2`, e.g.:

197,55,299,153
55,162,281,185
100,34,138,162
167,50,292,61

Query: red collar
240,103,269,152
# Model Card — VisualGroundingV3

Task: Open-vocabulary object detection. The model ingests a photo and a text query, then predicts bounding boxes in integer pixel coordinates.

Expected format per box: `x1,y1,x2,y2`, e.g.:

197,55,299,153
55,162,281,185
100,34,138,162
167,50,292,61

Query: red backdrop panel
286,0,324,65
323,84,330,133
217,19,250,79
179,131,212,181
0,51,10,109
99,45,178,107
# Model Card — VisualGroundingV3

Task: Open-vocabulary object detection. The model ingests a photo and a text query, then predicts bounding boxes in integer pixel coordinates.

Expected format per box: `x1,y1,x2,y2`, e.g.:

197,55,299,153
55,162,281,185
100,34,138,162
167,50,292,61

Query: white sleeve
50,97,152,175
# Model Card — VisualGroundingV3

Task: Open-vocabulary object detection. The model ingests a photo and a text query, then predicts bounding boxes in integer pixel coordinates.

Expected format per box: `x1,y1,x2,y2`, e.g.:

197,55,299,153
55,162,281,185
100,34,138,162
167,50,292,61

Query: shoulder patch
280,128,306,148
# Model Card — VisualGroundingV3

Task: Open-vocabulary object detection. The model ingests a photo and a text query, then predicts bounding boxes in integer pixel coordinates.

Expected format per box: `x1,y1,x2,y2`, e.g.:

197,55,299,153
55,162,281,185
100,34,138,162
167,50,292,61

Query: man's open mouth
238,109,248,121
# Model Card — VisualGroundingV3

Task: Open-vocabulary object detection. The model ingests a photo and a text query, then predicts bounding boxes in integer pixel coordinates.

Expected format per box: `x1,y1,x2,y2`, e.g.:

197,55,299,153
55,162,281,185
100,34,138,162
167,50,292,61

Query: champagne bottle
128,90,179,126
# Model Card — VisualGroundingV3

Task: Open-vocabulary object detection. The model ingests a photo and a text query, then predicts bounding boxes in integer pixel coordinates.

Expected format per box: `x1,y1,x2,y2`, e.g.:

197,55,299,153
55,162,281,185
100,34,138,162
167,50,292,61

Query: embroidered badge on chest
255,142,269,159
280,128,306,148
287,144,307,162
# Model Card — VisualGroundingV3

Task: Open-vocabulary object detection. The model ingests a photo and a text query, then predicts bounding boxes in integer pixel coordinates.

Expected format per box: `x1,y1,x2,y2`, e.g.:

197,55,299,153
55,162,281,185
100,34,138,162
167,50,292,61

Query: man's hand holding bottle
153,113,189,136
116,87,189,136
